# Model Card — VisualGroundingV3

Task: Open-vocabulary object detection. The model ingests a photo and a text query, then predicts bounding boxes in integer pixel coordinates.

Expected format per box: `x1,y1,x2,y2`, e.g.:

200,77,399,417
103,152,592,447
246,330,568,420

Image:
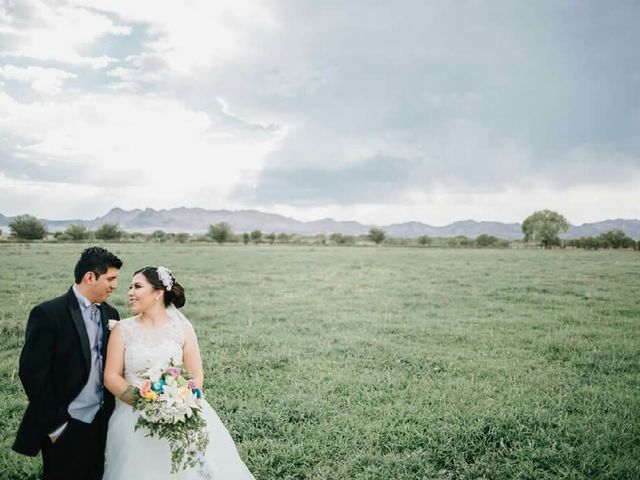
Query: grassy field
0,243,638,479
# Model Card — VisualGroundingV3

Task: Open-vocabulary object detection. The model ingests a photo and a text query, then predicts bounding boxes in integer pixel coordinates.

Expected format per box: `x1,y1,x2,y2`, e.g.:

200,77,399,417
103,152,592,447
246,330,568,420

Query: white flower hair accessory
157,266,174,291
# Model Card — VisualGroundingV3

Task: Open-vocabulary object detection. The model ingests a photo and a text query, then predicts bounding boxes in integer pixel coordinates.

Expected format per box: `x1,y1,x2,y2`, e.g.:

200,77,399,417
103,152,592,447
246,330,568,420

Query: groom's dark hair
74,246,123,283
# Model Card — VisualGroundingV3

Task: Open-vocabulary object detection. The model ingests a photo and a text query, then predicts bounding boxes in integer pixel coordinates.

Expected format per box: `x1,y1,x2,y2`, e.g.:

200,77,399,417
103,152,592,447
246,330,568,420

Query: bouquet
132,359,209,473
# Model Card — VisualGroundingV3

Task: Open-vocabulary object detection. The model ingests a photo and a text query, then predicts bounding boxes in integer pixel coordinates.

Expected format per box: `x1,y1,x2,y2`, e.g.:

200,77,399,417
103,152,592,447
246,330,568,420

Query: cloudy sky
1,0,638,225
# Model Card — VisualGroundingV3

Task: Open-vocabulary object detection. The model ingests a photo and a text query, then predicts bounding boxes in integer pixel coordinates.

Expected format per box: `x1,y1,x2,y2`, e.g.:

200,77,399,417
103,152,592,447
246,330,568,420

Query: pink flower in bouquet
167,367,180,377
140,380,152,396
187,380,197,390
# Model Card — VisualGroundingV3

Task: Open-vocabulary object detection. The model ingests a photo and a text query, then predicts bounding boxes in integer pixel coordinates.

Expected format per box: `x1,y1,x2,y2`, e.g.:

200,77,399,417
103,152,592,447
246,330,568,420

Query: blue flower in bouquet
152,380,165,392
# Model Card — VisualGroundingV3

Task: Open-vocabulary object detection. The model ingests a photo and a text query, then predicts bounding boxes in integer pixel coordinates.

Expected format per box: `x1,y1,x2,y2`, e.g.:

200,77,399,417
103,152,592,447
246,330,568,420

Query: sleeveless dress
103,309,255,480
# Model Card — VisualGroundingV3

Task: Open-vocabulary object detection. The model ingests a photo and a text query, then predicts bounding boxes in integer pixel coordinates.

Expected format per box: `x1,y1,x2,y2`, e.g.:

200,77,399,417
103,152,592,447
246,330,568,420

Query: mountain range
1,208,639,239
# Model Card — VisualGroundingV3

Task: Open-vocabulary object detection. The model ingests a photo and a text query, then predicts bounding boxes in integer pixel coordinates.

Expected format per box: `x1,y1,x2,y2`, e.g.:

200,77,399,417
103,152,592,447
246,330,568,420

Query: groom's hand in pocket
49,422,68,444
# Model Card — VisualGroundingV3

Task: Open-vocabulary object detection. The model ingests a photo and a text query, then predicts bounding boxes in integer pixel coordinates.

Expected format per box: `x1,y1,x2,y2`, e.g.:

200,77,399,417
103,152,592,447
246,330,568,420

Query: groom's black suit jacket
12,287,120,456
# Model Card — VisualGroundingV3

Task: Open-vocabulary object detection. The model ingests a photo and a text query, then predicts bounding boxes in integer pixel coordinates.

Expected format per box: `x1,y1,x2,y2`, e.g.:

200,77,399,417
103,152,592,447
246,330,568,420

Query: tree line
3,212,639,250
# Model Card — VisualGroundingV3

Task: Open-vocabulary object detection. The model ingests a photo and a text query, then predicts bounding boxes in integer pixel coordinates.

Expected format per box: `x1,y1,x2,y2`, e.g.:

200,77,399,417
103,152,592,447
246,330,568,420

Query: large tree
9,215,47,240
522,210,569,248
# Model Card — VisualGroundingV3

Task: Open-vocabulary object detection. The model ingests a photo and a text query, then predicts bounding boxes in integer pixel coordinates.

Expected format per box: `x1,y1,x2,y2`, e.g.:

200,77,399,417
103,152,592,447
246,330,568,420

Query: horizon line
0,206,638,228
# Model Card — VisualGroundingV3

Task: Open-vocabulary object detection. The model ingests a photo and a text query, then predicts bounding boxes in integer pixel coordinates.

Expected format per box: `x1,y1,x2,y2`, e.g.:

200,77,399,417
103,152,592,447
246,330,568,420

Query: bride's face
128,272,162,314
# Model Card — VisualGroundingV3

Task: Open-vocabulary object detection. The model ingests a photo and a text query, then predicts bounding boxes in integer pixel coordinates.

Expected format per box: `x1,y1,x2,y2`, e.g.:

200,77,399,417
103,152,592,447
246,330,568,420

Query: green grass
1,243,638,479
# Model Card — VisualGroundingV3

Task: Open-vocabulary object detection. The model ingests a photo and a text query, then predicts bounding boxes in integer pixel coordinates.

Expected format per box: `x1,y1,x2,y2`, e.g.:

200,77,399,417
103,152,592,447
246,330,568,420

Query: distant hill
1,208,639,239
564,219,640,239
384,220,523,239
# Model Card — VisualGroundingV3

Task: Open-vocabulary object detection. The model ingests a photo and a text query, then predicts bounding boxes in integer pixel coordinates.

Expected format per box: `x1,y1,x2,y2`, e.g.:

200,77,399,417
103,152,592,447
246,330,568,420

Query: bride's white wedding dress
103,308,255,480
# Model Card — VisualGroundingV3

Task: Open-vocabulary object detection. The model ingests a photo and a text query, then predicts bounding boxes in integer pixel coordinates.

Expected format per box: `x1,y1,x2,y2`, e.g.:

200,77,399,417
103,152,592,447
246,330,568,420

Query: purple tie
91,306,104,397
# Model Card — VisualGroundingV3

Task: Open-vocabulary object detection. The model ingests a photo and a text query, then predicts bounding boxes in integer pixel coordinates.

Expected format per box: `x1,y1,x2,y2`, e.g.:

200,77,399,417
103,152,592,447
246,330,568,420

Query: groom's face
85,267,120,304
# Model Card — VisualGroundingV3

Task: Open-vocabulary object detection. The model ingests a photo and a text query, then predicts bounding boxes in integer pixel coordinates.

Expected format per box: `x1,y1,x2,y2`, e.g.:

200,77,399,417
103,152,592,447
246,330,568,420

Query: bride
103,266,255,479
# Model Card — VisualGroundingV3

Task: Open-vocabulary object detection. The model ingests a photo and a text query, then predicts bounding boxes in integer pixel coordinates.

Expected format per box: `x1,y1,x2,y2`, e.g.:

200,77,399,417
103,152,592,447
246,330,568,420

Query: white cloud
262,177,640,226
109,25,132,36
1,1,638,224
0,65,77,94
106,54,168,87
108,81,139,92
73,0,276,75
0,0,128,68
0,172,108,219
0,90,285,209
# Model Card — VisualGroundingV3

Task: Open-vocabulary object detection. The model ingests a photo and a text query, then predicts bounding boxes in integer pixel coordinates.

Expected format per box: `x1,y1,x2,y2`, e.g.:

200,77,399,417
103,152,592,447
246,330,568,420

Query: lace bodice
118,311,188,387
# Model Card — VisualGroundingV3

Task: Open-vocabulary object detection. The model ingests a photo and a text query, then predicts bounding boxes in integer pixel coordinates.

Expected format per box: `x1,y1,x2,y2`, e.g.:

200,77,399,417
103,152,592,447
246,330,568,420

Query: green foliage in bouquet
134,408,209,473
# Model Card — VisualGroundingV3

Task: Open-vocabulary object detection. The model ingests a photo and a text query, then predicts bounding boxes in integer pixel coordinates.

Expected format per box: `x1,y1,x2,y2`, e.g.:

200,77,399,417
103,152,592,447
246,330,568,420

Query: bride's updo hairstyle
135,266,186,308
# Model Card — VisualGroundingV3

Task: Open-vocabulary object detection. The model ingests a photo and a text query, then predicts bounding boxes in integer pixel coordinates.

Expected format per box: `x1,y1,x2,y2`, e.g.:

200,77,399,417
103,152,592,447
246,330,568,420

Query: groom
13,246,123,480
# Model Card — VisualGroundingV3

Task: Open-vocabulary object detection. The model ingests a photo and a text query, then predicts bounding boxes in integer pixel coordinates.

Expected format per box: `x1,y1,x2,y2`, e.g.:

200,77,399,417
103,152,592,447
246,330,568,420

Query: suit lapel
67,289,91,374
99,303,109,358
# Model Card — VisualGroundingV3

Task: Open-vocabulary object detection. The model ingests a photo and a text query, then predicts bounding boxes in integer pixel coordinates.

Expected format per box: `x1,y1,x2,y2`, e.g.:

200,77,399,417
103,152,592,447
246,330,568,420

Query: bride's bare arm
183,322,204,389
104,324,136,405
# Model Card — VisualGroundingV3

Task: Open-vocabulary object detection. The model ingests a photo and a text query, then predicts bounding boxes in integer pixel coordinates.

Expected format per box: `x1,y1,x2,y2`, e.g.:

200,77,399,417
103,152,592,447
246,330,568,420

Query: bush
368,228,386,245
95,223,124,241
127,232,146,241
250,230,262,244
208,222,233,244
65,224,90,241
447,235,473,247
475,234,509,248
329,233,355,245
265,232,276,244
175,233,189,243
568,236,601,250
417,235,431,246
151,230,167,242
599,229,635,249
568,230,635,250
9,215,47,240
314,234,327,245
380,237,411,246
475,234,496,247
